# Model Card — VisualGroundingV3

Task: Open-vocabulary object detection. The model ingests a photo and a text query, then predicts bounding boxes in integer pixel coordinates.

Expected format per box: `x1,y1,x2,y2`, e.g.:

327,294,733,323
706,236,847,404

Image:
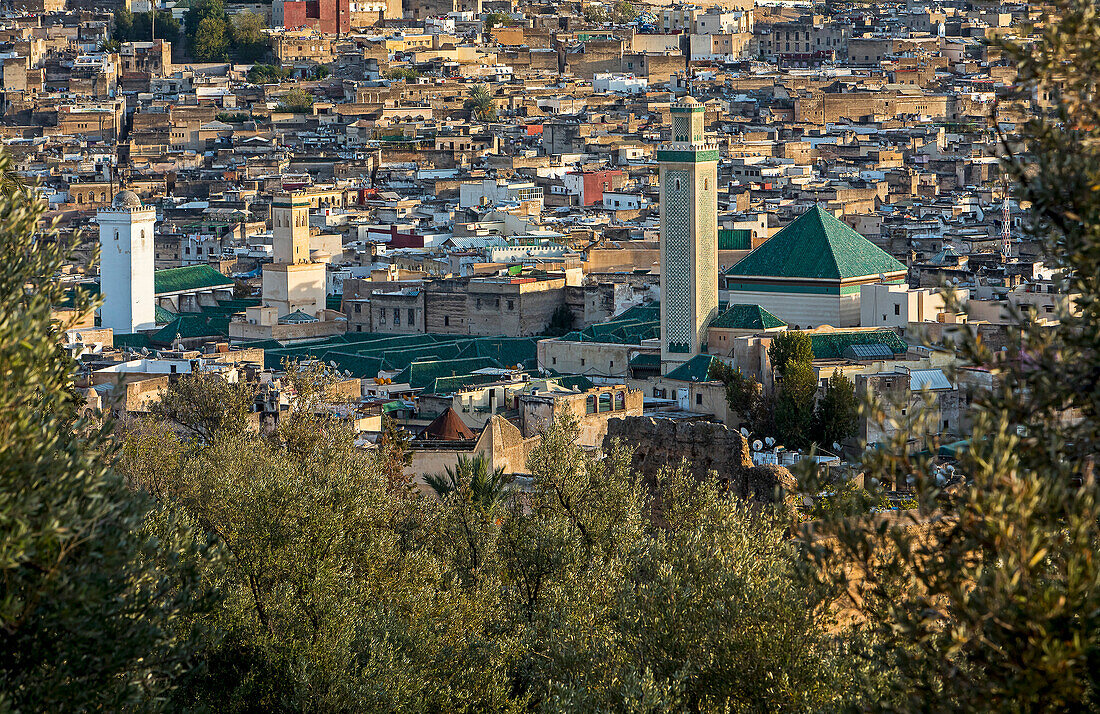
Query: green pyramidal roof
708,303,786,330
664,354,723,382
725,206,906,281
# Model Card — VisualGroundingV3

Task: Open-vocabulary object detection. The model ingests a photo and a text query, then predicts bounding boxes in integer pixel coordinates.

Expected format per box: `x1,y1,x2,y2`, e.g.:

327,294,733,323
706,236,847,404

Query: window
674,179,681,191
552,357,556,365
444,315,450,326
598,393,612,412
507,300,514,310
476,298,482,310
393,309,400,326
894,304,901,316
379,310,386,325
408,308,415,324
609,360,614,368
943,419,950,429
580,358,585,367
586,395,597,414
615,391,625,410
696,393,703,405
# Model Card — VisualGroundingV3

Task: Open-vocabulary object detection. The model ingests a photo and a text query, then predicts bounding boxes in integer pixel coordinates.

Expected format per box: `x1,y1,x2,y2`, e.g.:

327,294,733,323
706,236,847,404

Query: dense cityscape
2,0,1099,709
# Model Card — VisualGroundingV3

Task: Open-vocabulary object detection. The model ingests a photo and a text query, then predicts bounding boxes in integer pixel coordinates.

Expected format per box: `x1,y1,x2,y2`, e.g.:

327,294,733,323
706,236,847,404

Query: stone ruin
604,417,796,503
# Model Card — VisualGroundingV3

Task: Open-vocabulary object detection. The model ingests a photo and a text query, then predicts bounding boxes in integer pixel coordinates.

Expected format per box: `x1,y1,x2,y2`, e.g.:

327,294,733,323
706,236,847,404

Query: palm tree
0,162,27,197
425,453,511,508
464,84,497,122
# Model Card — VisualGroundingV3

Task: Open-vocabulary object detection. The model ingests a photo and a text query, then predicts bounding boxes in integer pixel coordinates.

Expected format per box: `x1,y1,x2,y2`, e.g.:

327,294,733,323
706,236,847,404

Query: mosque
658,96,907,374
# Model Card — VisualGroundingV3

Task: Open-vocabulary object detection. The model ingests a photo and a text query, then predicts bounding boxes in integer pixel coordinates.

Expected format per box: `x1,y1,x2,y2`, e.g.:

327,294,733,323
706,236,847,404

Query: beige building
232,192,343,341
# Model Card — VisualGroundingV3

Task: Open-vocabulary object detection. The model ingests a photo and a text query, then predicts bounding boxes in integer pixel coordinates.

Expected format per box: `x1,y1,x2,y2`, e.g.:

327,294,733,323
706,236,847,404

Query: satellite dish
740,427,749,437
752,439,763,451
328,360,337,368
343,369,352,377
140,347,149,356
832,442,841,451
765,436,775,447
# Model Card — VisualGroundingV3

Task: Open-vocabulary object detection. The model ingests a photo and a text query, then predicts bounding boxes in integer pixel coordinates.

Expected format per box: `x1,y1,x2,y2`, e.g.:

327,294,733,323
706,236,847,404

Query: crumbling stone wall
604,417,795,502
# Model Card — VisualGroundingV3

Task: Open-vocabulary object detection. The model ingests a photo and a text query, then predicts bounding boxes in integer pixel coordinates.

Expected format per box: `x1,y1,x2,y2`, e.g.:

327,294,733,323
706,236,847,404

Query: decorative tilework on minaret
659,96,719,372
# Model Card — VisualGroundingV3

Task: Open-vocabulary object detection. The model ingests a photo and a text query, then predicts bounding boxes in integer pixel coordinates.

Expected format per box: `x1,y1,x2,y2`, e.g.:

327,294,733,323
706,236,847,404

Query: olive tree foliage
123,370,856,712
800,3,1100,710
0,161,216,712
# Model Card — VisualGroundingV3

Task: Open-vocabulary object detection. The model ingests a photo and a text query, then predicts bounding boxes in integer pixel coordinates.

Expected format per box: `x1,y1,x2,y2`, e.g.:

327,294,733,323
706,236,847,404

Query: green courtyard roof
259,333,539,384
154,265,235,295
708,304,786,330
725,205,906,281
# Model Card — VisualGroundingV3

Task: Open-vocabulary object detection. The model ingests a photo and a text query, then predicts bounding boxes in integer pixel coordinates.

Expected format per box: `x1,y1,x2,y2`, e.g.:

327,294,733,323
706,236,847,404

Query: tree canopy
0,156,214,711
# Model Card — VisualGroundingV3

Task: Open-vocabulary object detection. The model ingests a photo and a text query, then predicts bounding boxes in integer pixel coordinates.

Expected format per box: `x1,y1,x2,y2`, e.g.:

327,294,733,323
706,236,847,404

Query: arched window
113,230,118,240
598,393,612,413
586,395,597,414
704,178,709,190
674,179,681,191
615,391,625,410
140,230,145,241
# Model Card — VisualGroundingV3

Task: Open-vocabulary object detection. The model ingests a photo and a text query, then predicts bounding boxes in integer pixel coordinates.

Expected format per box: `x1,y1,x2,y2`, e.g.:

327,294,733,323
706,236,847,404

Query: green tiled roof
259,333,539,385
112,333,152,349
809,330,908,360
326,294,344,311
708,304,786,330
664,354,723,383
154,266,235,295
394,357,501,390
725,206,906,281
554,374,595,391
557,302,661,345
628,353,661,367
155,304,178,324
426,371,513,394
148,314,231,345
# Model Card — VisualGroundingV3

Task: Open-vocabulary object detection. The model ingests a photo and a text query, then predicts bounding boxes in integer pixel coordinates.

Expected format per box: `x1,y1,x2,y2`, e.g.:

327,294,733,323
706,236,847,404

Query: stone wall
604,417,795,502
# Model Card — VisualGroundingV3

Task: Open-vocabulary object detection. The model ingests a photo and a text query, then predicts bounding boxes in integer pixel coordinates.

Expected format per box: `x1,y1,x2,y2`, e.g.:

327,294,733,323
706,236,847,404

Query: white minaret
98,190,156,334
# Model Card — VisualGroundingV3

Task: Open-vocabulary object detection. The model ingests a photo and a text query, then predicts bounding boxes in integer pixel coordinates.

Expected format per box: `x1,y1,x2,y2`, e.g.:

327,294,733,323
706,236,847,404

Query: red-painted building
276,0,350,34
563,169,625,206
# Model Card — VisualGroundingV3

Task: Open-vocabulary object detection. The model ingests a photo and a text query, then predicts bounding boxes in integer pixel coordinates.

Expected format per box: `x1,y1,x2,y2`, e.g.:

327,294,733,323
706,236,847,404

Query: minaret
260,191,326,318
659,96,718,370
272,191,311,265
98,190,156,334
